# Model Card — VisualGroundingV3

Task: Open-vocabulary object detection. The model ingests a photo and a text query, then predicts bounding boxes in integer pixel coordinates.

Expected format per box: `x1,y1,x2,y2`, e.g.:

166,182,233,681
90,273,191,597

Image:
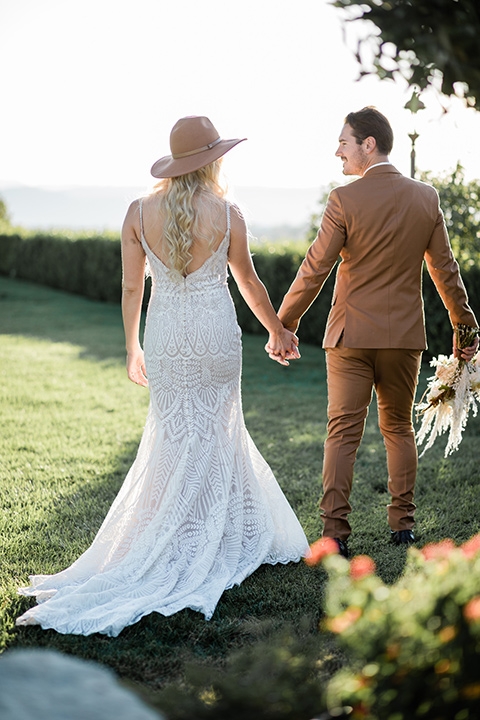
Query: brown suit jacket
278,164,477,349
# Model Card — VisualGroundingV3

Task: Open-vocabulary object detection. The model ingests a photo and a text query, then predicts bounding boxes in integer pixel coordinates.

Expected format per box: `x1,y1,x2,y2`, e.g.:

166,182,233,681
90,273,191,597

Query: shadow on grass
0,276,133,362
9,424,327,686
6,434,270,684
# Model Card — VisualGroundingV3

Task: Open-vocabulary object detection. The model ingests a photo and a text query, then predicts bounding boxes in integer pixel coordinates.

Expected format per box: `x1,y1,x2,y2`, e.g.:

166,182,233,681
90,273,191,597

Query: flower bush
314,535,480,719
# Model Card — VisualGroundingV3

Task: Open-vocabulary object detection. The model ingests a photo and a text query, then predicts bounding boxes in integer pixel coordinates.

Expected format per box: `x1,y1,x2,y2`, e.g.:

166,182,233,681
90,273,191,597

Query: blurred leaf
404,89,426,113
332,0,480,110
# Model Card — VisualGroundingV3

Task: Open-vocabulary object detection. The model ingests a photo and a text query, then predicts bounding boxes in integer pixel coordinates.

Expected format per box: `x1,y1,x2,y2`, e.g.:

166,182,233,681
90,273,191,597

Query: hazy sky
2,0,480,191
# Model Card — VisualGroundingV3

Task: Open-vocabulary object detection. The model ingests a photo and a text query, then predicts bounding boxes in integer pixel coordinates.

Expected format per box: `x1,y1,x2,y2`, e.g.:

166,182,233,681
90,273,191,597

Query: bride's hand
126,348,148,386
265,329,300,365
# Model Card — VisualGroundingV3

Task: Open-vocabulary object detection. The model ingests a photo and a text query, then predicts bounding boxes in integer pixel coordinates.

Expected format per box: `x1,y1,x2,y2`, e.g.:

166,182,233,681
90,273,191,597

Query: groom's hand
266,348,300,365
453,331,479,361
265,329,300,365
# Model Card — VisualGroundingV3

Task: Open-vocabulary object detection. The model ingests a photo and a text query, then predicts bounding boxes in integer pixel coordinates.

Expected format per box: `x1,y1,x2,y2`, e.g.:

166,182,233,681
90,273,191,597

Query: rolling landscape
0,184,324,240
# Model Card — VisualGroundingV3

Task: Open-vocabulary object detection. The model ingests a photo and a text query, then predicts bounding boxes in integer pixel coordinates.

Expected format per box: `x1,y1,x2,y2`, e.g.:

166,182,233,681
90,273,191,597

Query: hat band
172,136,222,159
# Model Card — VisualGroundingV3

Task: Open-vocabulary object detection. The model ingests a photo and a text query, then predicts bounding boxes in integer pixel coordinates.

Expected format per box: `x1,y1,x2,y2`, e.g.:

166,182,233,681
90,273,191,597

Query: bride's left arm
228,205,299,365
121,201,148,386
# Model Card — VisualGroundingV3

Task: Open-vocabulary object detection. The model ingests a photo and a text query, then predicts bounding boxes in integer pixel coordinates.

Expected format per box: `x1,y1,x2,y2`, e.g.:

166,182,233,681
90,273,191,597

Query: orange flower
438,625,457,643
304,536,339,566
461,534,480,559
435,659,451,674
350,555,376,580
461,683,480,700
421,539,455,560
464,596,480,623
328,606,362,633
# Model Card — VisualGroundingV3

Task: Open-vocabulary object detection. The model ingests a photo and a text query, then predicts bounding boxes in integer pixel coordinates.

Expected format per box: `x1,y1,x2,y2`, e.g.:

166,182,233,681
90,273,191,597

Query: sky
2,0,480,193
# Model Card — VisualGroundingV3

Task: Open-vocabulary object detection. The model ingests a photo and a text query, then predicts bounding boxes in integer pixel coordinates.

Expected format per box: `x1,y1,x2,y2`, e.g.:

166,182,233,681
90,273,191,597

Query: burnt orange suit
278,164,477,539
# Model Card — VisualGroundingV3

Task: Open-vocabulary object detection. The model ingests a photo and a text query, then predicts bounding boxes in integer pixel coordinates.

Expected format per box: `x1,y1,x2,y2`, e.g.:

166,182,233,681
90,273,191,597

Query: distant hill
0,184,323,237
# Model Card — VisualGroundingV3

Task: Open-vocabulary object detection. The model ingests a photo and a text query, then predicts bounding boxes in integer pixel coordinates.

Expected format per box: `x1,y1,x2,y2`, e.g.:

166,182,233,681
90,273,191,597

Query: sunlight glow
2,0,480,194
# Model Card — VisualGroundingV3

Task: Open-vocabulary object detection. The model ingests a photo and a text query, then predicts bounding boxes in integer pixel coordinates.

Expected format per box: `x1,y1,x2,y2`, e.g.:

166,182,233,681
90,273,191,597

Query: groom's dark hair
345,107,394,155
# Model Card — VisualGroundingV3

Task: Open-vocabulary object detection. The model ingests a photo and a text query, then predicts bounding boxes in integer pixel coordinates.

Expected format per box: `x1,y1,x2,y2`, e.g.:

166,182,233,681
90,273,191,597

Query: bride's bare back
139,192,228,276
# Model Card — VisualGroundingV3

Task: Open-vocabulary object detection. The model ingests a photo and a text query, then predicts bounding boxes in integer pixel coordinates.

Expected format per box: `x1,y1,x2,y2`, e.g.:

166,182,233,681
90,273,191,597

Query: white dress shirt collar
363,162,392,176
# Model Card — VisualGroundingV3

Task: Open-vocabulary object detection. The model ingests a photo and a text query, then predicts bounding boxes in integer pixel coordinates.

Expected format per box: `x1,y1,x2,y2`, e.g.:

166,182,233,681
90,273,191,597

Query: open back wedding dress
16,201,308,636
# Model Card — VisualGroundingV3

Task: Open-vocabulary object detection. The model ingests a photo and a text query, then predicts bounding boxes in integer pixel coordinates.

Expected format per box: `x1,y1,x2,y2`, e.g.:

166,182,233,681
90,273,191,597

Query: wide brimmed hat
151,116,246,178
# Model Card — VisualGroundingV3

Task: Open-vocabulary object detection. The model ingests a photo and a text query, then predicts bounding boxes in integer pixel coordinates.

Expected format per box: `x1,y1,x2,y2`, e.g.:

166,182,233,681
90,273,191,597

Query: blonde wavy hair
152,159,228,276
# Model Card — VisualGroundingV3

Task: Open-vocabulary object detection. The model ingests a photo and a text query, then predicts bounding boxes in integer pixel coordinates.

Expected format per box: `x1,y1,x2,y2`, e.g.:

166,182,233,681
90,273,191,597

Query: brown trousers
320,342,422,540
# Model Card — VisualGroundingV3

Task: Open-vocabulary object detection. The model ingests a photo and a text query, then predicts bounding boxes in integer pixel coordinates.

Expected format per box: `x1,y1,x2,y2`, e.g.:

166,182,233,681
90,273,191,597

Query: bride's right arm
228,205,299,365
121,201,148,386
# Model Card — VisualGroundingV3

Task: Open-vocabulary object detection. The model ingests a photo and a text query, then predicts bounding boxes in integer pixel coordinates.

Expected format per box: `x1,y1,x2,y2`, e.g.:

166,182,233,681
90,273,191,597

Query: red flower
461,534,480,559
350,555,376,580
421,539,455,560
304,537,339,566
464,596,480,623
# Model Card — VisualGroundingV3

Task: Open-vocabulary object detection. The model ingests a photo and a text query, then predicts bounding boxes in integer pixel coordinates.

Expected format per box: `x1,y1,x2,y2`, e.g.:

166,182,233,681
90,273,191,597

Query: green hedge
0,232,123,303
1,231,478,359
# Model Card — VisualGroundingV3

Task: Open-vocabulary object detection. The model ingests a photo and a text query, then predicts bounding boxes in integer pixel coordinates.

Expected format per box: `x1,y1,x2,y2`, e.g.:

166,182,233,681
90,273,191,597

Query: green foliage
305,183,338,246
0,230,123,303
415,165,480,359
0,196,11,233
149,628,334,720
0,196,10,224
420,164,480,266
323,538,480,719
332,0,480,109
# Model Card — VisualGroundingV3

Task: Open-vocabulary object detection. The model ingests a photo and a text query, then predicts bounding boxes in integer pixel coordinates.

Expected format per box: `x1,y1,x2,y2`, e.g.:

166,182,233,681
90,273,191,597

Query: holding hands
265,326,300,366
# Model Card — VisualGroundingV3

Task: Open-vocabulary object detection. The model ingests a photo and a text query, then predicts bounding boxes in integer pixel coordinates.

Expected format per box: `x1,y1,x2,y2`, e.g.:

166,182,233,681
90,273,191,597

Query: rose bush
311,535,480,719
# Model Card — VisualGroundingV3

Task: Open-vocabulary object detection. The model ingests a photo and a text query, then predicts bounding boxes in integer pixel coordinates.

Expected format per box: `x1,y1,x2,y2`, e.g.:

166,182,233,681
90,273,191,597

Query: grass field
1,275,479,715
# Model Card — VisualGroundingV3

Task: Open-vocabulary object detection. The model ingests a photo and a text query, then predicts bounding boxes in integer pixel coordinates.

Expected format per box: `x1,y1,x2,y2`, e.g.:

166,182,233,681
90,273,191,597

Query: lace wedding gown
16,201,308,636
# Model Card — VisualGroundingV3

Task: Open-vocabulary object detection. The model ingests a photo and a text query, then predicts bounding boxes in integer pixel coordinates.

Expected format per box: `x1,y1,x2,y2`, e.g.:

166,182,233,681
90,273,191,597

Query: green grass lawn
1,275,479,711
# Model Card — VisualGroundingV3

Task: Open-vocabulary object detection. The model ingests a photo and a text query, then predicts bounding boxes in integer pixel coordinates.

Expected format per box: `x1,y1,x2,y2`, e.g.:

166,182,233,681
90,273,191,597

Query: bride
16,116,309,636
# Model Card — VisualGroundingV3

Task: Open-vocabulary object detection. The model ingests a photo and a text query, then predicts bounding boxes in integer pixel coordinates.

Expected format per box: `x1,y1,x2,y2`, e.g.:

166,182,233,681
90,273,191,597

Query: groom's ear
362,135,377,153
363,136,377,154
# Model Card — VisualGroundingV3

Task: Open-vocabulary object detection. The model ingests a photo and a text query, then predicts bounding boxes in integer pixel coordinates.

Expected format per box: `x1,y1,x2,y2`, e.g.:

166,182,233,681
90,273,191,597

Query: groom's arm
424,196,478,330
278,188,346,332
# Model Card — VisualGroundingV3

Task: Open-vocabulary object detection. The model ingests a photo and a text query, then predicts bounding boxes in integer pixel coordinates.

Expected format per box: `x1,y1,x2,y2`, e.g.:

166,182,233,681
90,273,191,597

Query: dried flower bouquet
416,323,480,456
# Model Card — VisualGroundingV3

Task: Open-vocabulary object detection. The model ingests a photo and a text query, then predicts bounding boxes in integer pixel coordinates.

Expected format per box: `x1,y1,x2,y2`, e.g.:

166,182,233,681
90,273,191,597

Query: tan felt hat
151,116,246,178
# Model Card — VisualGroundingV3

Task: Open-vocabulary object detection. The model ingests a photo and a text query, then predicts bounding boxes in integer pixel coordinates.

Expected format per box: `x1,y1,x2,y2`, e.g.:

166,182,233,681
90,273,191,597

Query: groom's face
336,124,367,176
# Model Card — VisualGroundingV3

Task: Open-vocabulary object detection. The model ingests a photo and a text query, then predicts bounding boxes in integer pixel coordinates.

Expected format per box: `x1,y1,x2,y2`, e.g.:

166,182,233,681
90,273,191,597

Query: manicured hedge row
1,231,479,359
0,232,123,303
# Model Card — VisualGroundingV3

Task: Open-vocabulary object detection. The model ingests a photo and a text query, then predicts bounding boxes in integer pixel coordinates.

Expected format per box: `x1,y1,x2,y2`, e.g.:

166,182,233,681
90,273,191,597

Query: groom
269,107,478,557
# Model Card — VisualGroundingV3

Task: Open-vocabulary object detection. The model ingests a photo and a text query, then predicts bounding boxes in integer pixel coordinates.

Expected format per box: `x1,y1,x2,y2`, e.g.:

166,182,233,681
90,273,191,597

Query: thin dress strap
226,201,231,235
138,198,145,239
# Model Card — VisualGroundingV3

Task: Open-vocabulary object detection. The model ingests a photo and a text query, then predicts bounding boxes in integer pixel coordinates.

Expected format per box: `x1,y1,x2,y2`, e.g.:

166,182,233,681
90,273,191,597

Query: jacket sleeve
424,197,478,330
277,188,346,332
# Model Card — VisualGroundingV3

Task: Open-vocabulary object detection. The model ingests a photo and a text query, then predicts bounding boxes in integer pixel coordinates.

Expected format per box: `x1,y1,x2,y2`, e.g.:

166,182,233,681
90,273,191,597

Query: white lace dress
16,201,308,637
